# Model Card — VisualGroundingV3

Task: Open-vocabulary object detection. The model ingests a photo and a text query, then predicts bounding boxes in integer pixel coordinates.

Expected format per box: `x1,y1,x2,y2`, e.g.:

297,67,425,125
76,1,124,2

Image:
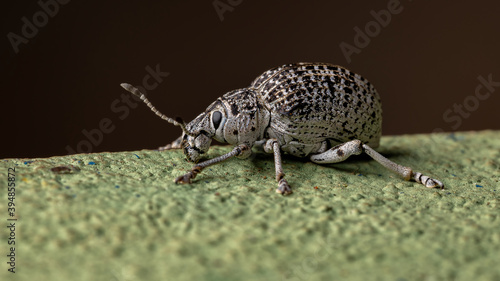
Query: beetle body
121,62,443,195
250,63,382,157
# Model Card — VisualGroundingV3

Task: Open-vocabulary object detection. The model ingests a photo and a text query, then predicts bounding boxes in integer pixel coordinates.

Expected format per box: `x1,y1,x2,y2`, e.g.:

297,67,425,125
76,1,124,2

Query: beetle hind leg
310,140,364,164
310,140,444,189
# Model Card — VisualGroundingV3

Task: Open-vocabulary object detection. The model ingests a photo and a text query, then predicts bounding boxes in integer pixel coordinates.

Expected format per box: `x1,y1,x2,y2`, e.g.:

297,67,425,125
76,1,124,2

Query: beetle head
120,84,266,163
181,88,268,161
180,99,228,162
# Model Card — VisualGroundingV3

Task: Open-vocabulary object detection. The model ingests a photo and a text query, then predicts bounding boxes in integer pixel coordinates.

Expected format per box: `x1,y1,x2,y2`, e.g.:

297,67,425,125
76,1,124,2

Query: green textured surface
2,131,499,281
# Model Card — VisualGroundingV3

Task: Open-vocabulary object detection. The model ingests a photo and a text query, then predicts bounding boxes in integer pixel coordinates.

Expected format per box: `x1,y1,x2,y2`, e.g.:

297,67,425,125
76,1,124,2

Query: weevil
121,62,443,195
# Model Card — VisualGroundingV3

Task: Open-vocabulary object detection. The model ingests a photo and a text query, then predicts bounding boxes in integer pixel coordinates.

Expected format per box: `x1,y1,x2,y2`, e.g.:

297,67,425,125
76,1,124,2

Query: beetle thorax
217,88,270,146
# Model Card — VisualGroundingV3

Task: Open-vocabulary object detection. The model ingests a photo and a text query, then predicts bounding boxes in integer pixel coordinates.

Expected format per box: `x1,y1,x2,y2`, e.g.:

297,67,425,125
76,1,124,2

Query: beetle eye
212,111,222,130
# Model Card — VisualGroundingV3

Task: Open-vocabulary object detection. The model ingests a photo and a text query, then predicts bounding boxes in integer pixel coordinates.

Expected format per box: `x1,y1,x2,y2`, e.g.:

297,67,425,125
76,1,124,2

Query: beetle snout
182,133,212,163
183,145,202,163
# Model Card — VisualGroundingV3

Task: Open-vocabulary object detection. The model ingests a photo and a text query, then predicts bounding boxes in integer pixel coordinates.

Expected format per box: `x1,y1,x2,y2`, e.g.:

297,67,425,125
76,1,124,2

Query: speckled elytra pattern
250,62,382,157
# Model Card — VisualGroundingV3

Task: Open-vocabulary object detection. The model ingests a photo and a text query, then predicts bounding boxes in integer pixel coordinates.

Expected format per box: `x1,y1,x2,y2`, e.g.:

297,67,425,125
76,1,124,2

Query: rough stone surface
1,131,499,281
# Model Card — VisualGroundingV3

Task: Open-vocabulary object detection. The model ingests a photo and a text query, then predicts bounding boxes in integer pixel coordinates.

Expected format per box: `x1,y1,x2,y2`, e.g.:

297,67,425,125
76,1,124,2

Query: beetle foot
174,173,193,184
276,178,293,195
413,172,444,189
425,178,444,189
175,167,201,184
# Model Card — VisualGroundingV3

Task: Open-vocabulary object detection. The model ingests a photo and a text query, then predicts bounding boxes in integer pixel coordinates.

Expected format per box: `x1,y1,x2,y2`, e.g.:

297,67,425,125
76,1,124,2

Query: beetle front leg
175,144,250,184
264,139,292,195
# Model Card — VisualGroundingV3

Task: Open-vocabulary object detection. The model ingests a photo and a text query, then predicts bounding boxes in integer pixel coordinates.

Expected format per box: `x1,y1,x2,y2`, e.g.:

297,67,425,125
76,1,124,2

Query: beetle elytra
121,62,443,195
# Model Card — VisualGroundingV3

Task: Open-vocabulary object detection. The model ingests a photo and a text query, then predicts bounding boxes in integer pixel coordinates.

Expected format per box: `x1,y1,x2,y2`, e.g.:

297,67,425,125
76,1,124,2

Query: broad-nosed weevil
121,62,443,195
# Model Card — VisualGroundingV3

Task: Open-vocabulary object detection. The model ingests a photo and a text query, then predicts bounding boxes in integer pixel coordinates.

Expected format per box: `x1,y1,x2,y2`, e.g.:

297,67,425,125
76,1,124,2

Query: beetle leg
310,140,444,189
158,135,183,151
251,140,266,153
175,144,250,184
310,140,364,164
362,144,444,189
264,139,292,195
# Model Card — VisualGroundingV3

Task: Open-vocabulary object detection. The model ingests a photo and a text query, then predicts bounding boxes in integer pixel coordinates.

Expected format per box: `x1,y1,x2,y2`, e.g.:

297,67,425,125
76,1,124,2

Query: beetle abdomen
250,63,382,148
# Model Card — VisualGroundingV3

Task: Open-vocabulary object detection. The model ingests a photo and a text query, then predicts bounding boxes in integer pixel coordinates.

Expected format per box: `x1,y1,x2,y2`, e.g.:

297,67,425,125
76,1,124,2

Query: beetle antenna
120,83,196,137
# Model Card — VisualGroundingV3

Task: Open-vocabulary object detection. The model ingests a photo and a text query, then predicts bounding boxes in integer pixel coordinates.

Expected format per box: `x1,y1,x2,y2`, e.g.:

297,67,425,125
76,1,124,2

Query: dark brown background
1,0,499,158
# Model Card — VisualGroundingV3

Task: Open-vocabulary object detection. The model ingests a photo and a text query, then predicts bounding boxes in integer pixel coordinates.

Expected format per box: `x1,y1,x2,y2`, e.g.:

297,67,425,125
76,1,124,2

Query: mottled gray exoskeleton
121,62,443,195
